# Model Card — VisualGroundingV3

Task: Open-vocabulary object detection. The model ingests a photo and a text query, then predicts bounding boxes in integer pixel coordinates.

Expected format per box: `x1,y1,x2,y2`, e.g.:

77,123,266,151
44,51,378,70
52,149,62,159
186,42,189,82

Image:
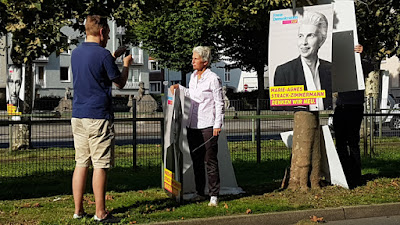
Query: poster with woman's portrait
268,4,334,111
6,65,25,115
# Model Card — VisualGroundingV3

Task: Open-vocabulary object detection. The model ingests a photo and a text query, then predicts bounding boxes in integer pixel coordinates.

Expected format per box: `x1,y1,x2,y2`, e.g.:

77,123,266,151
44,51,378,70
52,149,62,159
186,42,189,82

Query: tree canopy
355,0,400,64
119,0,220,86
2,0,128,65
120,0,291,92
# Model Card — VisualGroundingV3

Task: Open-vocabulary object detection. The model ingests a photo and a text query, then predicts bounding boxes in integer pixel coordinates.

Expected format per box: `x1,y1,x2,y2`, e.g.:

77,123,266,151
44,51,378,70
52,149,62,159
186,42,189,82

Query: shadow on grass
233,159,290,195
1,156,399,201
0,166,161,200
360,156,400,185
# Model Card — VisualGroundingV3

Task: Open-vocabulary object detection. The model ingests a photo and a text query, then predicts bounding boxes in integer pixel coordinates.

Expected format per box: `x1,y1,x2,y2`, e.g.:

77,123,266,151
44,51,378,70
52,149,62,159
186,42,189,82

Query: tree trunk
11,63,33,150
365,70,380,110
361,70,380,138
288,111,322,191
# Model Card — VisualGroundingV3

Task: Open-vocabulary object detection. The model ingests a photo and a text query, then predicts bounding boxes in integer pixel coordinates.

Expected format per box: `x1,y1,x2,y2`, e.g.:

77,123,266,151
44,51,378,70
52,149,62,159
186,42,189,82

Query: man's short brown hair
85,15,109,36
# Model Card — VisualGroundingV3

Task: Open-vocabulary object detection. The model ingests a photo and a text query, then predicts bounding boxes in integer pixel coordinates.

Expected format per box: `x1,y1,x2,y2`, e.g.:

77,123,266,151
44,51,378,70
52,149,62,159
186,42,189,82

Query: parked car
386,103,400,130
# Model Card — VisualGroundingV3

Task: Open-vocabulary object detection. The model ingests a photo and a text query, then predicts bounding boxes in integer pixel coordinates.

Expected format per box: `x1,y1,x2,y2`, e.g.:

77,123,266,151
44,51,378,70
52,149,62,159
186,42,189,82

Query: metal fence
0,98,399,179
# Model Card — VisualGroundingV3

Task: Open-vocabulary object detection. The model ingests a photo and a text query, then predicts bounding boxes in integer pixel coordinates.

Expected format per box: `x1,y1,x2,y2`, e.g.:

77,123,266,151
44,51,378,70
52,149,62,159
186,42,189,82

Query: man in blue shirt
71,15,132,222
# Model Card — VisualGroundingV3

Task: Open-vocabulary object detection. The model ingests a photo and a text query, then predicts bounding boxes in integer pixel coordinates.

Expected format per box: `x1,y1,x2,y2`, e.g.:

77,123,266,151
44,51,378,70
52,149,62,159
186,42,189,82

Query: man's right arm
113,55,133,89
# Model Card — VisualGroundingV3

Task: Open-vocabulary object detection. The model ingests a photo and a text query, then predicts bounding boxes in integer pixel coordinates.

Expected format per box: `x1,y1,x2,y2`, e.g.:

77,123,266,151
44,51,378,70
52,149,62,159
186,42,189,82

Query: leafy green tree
355,0,400,115
120,0,220,86
214,0,291,99
3,0,78,149
355,0,400,64
3,0,125,149
0,1,7,35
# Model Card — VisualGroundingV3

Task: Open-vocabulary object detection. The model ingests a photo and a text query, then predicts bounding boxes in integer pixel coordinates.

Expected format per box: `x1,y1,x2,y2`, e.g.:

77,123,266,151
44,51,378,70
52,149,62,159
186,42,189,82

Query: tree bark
361,70,380,138
288,111,322,191
365,70,380,110
11,63,33,150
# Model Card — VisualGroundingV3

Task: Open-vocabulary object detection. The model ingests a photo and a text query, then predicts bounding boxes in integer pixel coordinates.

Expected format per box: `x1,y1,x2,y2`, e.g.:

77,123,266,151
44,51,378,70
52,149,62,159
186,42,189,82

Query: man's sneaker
93,213,120,223
73,212,87,219
208,196,218,207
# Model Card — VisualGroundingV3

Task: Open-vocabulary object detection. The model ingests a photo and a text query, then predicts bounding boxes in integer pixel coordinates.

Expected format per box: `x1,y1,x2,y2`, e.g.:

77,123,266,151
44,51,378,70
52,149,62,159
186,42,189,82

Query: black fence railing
1,99,400,179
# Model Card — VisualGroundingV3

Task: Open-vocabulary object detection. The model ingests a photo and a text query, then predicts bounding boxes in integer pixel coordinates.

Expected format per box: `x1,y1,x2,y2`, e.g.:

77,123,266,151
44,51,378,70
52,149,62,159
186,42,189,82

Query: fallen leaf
129,221,137,224
32,203,41,208
21,203,31,208
224,203,229,209
246,209,252,214
310,215,324,223
138,190,144,194
83,196,95,205
105,195,114,200
181,217,185,220
166,208,171,212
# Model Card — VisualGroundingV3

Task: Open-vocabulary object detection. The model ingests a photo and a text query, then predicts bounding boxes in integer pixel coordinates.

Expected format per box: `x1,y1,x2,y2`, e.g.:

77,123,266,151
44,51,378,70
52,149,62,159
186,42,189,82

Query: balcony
116,27,126,35
115,54,143,65
35,79,45,88
33,56,49,63
122,81,140,89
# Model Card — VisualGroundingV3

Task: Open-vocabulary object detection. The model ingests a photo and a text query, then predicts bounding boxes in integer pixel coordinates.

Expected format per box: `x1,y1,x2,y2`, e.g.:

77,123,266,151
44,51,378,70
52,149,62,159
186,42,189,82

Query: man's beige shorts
71,118,115,169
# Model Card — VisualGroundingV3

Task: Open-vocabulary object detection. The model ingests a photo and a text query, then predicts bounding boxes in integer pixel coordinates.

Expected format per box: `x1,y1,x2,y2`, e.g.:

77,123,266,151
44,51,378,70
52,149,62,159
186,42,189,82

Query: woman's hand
170,84,179,94
213,128,221,136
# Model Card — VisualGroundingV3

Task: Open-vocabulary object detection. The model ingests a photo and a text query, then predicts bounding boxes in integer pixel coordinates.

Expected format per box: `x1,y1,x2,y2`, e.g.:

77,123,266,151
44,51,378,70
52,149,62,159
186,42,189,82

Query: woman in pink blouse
170,46,225,207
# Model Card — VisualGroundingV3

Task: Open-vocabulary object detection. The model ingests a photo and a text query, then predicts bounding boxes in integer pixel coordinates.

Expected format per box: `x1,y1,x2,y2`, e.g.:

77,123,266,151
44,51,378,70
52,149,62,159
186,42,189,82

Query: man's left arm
113,55,133,89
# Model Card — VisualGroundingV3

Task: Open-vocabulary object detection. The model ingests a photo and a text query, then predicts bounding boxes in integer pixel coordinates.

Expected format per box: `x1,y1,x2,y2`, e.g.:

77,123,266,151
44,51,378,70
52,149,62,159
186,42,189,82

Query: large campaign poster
269,4,334,111
331,0,365,92
6,65,25,116
163,88,243,201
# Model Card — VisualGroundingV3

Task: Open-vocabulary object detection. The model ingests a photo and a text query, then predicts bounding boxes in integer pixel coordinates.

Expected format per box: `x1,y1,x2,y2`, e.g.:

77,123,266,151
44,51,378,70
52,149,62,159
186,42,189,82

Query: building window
35,65,46,87
150,61,159,70
224,67,231,82
129,69,139,82
171,80,180,85
132,47,143,64
60,67,70,82
150,81,161,93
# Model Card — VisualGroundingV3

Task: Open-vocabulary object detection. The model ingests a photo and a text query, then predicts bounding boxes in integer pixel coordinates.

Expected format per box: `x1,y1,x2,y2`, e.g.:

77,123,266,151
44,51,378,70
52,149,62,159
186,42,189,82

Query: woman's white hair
300,11,328,45
193,46,212,64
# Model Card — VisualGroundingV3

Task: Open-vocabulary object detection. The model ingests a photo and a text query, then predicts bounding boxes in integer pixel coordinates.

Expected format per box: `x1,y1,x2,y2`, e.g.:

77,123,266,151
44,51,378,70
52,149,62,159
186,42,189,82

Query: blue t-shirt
71,42,121,119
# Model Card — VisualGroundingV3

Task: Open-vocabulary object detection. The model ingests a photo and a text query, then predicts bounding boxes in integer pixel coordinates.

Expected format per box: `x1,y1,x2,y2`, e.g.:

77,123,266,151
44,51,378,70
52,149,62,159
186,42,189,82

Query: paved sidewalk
151,202,400,225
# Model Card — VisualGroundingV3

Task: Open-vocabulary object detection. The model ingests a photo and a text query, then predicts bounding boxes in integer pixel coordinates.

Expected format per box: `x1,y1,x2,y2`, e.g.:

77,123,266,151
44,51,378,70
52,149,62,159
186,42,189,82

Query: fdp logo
167,97,173,105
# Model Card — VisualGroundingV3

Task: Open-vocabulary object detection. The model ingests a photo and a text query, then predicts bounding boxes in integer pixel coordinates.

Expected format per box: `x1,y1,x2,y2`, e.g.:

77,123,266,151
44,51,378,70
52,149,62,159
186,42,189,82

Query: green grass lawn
0,138,400,224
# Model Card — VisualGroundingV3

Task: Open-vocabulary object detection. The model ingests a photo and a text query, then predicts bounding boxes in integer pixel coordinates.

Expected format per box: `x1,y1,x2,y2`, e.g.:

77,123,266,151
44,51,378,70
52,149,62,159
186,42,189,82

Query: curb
150,202,400,225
